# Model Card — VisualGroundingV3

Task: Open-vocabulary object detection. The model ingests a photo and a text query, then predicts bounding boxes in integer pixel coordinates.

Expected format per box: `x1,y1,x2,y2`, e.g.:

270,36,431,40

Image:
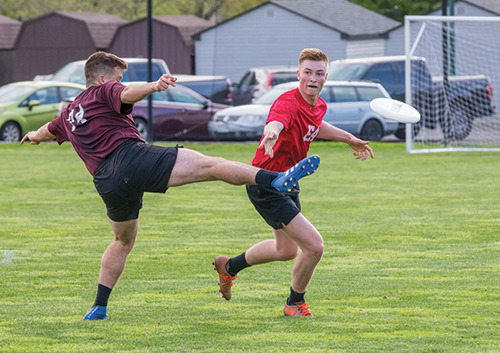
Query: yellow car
0,81,85,142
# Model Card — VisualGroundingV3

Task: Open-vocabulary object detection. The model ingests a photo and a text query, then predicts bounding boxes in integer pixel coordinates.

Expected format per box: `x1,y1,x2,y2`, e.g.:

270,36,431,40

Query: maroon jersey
48,81,144,175
252,88,326,172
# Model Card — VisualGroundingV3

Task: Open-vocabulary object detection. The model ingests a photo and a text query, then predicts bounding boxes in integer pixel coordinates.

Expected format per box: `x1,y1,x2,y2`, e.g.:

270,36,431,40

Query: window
356,86,386,101
270,72,298,86
238,72,254,90
27,87,58,105
168,89,203,105
60,86,84,100
332,86,358,102
319,87,332,103
363,63,395,87
125,63,163,82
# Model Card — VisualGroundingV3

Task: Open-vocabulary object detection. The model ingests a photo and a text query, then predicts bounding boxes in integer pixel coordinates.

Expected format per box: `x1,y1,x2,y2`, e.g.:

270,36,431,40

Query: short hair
84,52,128,85
298,48,329,67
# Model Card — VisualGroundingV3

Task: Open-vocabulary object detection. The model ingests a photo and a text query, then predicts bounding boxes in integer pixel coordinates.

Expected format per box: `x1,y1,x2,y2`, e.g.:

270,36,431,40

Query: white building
193,0,403,83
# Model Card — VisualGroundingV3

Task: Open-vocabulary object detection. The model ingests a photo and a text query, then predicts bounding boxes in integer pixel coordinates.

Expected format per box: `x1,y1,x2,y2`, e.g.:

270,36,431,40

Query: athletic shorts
246,184,301,230
93,140,179,222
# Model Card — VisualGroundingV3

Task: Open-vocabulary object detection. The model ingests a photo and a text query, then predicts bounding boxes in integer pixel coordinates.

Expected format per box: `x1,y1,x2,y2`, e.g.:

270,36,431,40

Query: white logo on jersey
67,104,86,131
303,125,319,142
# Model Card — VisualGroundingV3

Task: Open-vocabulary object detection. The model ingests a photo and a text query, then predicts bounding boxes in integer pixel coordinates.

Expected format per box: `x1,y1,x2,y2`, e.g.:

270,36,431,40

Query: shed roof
450,0,500,15
194,0,401,40
0,15,21,49
154,15,214,46
273,0,401,37
58,12,128,49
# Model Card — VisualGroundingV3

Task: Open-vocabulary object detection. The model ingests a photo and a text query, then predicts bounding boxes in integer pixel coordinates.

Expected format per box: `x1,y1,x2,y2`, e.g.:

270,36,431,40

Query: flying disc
370,98,421,123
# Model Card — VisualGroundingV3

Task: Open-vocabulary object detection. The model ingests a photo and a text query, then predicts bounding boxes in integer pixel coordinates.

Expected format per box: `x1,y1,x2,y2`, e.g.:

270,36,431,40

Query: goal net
405,16,500,153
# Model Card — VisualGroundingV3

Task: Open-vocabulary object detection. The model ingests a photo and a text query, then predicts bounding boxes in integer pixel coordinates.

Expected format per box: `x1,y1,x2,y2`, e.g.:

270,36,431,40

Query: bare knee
303,242,324,262
277,245,299,261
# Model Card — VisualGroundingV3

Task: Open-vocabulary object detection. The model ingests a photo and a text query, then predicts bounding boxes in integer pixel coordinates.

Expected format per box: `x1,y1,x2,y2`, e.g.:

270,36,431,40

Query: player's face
297,60,328,102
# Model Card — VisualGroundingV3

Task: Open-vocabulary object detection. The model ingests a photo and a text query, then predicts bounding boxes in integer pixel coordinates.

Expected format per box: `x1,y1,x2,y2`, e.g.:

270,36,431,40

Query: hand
20,131,40,145
349,137,374,161
258,130,279,158
154,74,177,92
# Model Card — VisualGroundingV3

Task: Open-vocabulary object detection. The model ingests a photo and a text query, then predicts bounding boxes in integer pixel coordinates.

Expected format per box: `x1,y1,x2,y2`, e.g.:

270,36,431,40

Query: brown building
108,15,214,74
0,15,22,86
13,11,127,81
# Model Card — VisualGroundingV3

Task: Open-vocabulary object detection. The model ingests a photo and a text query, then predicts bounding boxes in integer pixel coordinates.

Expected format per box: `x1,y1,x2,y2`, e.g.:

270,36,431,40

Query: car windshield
328,63,368,81
51,62,86,85
0,84,36,103
253,85,295,104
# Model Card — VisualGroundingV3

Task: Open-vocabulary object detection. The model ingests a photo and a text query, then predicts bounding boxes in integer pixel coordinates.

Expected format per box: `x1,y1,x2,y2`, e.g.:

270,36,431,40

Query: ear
97,75,106,85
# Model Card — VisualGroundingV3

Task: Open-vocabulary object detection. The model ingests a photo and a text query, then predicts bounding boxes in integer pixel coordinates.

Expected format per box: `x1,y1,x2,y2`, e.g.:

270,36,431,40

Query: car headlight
240,115,265,122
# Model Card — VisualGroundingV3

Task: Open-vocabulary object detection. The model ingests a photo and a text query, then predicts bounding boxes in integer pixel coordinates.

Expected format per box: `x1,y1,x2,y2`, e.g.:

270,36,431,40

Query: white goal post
405,16,500,153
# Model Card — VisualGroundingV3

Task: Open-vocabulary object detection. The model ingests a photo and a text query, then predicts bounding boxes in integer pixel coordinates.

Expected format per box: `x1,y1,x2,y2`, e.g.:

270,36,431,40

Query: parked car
232,66,298,106
49,58,170,85
130,83,229,141
328,56,494,140
209,81,398,141
0,81,85,142
174,74,233,105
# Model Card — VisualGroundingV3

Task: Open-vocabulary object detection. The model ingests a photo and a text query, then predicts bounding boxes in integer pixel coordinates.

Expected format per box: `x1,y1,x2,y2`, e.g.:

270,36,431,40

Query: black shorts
246,184,301,230
93,140,178,222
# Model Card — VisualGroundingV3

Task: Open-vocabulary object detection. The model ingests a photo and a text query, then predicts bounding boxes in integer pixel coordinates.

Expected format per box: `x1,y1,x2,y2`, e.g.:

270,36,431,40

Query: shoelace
295,302,312,316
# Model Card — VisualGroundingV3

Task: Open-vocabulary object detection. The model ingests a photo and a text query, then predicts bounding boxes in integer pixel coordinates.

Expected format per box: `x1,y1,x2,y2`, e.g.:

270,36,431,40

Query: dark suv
232,66,298,106
174,74,232,105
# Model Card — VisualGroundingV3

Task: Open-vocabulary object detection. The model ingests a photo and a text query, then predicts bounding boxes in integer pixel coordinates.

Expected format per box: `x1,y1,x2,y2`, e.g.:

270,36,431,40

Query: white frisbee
370,98,421,124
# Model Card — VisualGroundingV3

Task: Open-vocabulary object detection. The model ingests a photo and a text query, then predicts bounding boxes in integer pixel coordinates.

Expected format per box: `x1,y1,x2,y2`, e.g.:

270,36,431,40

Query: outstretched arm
20,123,55,145
317,121,374,161
120,74,177,104
257,121,284,158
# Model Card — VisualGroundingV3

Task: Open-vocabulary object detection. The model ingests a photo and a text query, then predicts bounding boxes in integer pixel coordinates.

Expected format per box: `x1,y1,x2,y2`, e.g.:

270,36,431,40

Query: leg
98,218,139,289
245,229,299,265
281,213,324,293
168,148,260,187
83,218,139,320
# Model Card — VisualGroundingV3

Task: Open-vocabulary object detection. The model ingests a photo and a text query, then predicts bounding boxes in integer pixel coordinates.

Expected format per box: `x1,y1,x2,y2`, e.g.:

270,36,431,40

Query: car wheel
441,108,472,141
1,121,22,142
394,122,422,141
134,117,148,141
360,120,383,141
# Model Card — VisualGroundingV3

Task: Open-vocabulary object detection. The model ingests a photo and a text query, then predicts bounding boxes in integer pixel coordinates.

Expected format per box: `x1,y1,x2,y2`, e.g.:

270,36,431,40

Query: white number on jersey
67,104,86,132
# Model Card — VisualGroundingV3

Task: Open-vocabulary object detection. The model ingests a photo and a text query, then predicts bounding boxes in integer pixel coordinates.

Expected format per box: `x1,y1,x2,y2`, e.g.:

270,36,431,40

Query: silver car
208,81,398,141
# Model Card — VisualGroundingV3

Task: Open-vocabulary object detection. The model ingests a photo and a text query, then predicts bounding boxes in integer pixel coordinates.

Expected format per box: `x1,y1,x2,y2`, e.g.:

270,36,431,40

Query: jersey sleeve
100,81,133,116
267,96,295,130
47,114,69,145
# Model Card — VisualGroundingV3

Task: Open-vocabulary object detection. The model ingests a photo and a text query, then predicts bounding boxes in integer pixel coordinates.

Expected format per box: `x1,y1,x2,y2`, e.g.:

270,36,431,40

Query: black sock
226,252,251,276
255,169,279,186
287,287,305,305
94,284,112,307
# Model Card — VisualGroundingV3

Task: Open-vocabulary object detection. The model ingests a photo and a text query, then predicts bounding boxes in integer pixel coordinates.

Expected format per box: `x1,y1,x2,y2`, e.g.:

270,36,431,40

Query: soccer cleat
83,305,109,320
283,301,313,317
213,256,237,301
271,155,320,192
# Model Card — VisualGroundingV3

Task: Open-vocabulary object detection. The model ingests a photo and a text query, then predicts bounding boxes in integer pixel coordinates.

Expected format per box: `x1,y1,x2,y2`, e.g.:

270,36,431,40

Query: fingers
155,74,177,91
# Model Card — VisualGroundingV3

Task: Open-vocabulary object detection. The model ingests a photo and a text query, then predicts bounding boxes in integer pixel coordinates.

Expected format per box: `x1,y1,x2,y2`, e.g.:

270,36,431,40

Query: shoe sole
272,155,320,192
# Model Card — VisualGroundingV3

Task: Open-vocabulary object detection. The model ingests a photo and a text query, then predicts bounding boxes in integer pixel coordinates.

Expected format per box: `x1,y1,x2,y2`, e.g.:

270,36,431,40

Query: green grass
1,141,499,352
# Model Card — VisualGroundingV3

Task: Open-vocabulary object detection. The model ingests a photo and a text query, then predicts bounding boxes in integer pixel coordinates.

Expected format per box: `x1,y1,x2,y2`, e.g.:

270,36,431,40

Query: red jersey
252,88,326,172
48,81,144,176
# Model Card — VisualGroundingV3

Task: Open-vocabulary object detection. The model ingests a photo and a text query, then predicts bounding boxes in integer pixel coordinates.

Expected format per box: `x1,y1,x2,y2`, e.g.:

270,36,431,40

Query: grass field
1,141,499,352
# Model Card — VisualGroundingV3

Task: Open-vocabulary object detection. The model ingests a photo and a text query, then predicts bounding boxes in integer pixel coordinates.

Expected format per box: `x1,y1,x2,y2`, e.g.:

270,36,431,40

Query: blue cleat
271,155,320,192
83,305,109,320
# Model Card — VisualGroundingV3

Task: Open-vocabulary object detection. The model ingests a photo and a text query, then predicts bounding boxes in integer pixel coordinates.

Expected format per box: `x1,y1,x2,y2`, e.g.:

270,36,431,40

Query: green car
0,81,85,142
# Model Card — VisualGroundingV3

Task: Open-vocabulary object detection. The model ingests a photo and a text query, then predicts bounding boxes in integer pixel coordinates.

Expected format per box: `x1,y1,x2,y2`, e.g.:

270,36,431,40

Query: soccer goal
405,16,500,153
